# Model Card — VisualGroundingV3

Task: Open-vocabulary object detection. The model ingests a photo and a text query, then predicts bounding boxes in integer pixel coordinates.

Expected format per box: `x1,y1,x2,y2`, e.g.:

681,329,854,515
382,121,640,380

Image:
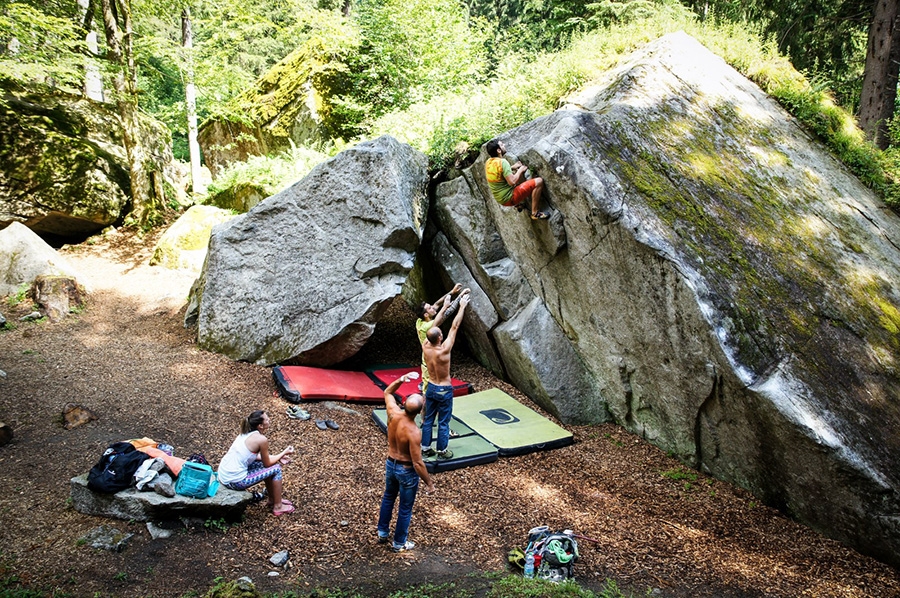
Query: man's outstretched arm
435,287,470,327
433,283,463,326
383,373,416,418
442,294,470,350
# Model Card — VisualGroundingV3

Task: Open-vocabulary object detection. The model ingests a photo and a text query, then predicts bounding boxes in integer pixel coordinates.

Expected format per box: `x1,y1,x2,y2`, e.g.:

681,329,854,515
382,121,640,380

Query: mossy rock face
205,182,269,213
432,32,900,567
198,39,349,178
150,205,237,272
0,81,179,241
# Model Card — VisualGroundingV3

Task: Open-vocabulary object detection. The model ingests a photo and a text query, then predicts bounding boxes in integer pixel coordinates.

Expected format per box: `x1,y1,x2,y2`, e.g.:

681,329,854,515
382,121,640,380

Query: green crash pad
452,389,573,456
370,409,498,473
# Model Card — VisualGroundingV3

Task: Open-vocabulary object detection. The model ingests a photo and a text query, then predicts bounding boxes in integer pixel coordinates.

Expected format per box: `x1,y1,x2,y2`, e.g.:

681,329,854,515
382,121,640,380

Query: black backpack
87,441,150,493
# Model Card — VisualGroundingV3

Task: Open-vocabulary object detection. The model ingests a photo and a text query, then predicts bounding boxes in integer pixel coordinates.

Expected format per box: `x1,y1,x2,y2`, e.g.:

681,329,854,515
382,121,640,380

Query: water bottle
523,551,535,578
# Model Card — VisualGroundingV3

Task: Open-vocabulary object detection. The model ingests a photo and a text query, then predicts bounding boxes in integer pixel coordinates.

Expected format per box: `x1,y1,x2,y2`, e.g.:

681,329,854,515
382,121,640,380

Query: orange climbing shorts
503,178,538,207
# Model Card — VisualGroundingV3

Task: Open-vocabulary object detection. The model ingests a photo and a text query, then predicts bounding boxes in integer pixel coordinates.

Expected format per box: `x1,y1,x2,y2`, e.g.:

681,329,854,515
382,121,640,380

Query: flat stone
79,525,132,552
70,473,252,522
146,521,174,539
269,550,289,566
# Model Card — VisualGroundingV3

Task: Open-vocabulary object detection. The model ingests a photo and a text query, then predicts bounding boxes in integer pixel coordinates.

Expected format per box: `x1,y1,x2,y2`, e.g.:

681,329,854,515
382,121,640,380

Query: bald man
421,294,470,459
376,373,434,552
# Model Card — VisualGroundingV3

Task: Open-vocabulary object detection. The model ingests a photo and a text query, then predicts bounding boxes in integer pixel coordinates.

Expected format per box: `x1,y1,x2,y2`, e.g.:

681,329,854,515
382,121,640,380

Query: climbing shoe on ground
392,540,415,552
377,533,390,544
437,449,454,460
286,405,310,420
421,447,436,457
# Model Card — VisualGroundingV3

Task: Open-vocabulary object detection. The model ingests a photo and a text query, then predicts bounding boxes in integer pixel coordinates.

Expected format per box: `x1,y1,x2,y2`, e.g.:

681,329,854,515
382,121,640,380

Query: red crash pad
367,366,472,400
272,365,385,403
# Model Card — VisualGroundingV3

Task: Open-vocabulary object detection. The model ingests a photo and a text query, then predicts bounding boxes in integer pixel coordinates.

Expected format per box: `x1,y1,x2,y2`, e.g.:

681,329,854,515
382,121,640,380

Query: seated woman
218,410,295,515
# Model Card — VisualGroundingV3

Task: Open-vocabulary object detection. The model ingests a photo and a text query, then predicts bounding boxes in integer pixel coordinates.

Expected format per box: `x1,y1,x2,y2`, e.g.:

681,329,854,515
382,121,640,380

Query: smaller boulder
79,525,132,552
70,474,252,522
205,182,268,213
0,222,86,297
150,205,236,273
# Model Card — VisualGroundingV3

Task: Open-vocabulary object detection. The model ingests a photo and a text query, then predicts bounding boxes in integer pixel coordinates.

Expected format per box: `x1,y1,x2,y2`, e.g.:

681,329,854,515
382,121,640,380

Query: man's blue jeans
377,459,420,549
422,383,454,452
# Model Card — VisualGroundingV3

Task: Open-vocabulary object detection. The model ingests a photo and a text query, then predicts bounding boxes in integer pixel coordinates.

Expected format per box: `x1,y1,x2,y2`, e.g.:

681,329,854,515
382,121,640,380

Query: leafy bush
206,143,334,199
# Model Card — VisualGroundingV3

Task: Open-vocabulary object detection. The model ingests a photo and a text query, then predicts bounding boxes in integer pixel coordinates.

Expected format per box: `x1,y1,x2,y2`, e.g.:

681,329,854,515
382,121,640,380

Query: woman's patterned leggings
225,460,282,491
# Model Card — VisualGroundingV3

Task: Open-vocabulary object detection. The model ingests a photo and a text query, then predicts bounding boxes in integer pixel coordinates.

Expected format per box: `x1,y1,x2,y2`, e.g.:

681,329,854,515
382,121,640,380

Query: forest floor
0,227,898,598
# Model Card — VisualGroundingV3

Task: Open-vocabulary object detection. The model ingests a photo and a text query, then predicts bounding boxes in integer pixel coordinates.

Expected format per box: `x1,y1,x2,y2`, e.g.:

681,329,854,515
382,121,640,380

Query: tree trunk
77,0,105,101
858,0,900,149
100,0,156,225
182,7,204,195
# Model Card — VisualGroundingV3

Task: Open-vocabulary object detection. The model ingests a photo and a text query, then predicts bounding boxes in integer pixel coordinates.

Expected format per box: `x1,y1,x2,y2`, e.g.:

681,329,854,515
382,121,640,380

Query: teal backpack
174,461,219,498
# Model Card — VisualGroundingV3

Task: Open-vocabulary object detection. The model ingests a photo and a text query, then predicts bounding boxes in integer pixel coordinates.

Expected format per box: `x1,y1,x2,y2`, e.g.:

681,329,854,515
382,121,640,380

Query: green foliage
371,4,696,169
0,1,86,91
6,284,28,308
0,575,50,598
661,468,698,482
683,0,870,108
337,0,490,135
203,517,229,532
190,575,634,598
206,143,333,198
388,582,471,598
366,7,900,209
487,575,632,598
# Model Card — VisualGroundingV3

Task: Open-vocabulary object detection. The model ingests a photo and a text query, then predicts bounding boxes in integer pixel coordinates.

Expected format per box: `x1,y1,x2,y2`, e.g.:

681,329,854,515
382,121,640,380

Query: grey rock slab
493,297,610,424
70,474,252,522
191,135,428,365
79,525,133,552
430,232,504,376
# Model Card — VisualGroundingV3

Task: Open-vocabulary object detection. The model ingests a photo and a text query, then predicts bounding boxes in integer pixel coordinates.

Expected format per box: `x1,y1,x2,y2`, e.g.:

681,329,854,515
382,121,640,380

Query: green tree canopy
336,0,490,133
0,0,85,91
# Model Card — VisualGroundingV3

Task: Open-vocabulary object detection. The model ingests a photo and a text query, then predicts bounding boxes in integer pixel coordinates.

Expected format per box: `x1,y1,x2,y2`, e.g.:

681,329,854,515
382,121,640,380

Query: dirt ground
0,227,899,598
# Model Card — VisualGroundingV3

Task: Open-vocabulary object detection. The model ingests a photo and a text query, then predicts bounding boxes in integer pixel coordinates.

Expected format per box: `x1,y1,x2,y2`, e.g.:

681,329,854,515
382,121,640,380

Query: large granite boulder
430,32,900,566
0,222,86,297
189,135,428,365
0,81,180,241
150,205,237,273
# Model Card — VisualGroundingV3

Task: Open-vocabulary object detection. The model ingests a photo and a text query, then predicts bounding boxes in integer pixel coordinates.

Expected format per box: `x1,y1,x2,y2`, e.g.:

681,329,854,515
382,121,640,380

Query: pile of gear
86,439,218,499
509,526,580,582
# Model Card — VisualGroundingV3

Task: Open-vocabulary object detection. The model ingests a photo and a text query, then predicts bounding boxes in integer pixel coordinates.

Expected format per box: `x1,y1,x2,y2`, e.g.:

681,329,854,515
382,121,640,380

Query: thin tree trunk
182,7,204,195
100,0,155,225
858,0,900,149
77,0,104,101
